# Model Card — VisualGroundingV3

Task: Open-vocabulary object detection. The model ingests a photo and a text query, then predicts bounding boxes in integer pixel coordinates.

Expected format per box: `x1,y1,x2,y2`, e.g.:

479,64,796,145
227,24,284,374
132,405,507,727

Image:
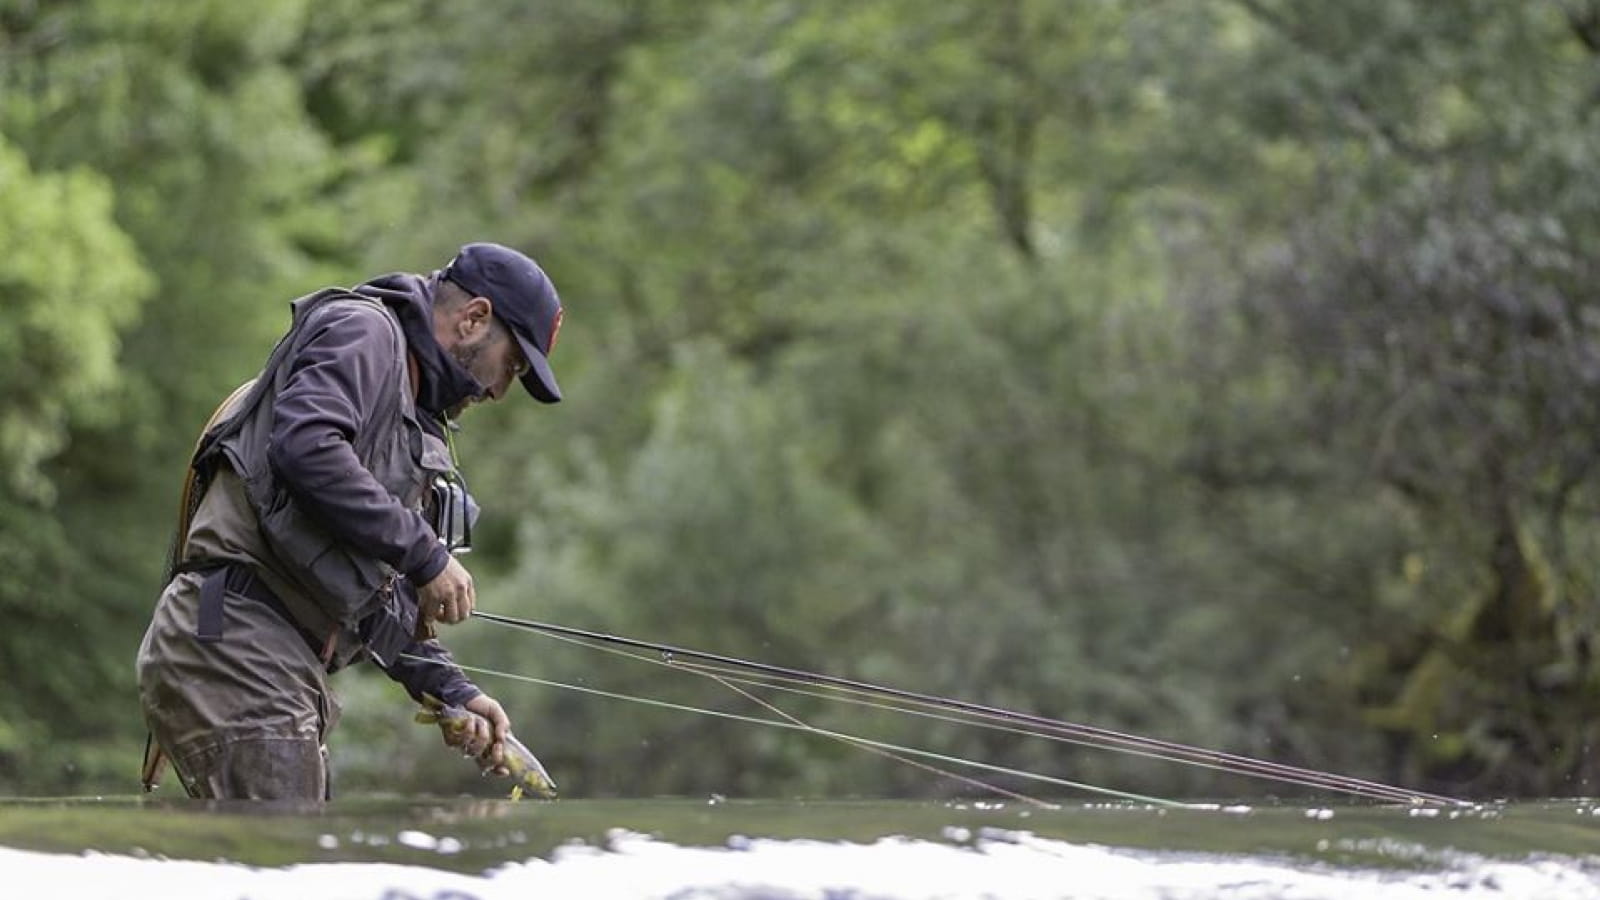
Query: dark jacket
188,276,484,705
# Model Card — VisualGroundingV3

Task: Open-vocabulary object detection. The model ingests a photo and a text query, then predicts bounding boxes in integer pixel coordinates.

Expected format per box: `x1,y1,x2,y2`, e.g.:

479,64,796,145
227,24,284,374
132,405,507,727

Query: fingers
463,695,511,768
437,583,473,623
436,697,513,773
486,735,506,769
448,714,494,759
467,725,506,770
432,594,466,625
466,696,510,733
417,557,475,626
468,716,493,759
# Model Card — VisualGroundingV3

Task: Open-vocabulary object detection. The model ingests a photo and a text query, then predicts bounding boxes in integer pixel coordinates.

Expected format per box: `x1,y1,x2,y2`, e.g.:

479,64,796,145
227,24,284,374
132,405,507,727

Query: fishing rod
470,610,1467,806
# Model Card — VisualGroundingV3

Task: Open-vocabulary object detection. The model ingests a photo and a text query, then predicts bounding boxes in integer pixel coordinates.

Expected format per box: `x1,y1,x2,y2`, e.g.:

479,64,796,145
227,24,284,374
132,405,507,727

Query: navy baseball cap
442,242,564,403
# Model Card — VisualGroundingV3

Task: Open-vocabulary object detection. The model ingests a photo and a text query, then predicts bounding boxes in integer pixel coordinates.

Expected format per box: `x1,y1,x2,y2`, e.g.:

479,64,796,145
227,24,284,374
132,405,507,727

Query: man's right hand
416,555,475,628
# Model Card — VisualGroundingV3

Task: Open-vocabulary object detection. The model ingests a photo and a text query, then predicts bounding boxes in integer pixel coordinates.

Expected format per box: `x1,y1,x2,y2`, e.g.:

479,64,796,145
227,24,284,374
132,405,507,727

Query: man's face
447,315,529,417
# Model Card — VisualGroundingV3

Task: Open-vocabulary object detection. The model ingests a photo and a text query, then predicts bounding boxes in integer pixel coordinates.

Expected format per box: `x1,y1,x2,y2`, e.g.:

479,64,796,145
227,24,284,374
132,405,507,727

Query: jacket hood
352,272,485,419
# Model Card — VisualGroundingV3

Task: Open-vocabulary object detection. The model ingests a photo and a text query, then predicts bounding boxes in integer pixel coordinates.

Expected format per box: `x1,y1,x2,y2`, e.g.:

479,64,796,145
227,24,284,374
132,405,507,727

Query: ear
458,297,494,340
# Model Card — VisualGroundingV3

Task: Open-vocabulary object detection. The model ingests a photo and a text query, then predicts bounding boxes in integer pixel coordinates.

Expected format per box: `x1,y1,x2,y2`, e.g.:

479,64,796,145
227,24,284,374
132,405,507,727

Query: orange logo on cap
547,307,564,354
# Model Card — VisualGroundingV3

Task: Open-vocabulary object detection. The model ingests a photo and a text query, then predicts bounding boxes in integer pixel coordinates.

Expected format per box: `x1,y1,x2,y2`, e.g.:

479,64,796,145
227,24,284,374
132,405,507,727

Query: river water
0,795,1596,899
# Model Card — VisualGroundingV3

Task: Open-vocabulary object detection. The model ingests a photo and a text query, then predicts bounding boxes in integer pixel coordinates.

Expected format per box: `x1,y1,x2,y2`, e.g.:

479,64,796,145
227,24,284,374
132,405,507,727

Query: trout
415,694,558,800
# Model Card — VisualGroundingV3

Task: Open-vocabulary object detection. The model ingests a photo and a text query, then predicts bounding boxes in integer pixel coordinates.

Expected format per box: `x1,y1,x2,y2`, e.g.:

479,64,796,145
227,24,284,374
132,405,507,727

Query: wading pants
136,568,341,800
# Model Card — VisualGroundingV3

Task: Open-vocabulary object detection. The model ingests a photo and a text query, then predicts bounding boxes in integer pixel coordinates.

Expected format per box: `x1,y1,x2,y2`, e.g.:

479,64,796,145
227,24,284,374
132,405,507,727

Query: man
136,242,564,800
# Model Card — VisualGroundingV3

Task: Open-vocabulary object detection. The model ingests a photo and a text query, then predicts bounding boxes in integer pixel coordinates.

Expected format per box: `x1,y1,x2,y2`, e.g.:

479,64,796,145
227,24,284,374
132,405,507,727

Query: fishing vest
185,289,455,663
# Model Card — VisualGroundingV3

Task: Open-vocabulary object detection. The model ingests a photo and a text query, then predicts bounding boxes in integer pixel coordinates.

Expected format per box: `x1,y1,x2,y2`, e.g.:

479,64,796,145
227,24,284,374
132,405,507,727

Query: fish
415,694,558,800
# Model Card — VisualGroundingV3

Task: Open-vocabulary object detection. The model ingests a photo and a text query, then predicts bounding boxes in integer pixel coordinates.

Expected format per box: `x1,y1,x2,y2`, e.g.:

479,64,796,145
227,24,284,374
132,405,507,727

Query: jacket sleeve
375,638,484,707
267,302,452,584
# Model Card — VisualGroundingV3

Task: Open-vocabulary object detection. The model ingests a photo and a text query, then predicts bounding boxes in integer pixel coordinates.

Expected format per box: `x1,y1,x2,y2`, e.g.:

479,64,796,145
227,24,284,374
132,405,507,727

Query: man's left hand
442,693,513,775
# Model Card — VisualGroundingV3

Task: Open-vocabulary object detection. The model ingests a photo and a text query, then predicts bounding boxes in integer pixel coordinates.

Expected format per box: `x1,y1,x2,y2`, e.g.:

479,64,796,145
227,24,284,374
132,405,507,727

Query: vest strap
196,568,225,643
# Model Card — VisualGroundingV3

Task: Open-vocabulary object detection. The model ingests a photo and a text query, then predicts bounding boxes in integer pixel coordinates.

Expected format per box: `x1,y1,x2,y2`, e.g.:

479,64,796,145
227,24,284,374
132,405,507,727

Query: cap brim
512,331,562,403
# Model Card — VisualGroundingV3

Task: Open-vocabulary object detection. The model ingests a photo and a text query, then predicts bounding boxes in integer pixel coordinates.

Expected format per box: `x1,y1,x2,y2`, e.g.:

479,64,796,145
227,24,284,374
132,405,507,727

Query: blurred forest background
3,0,1600,802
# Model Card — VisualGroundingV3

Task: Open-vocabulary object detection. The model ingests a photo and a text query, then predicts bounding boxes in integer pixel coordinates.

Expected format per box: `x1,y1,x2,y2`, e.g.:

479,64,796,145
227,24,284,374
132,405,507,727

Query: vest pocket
255,482,391,628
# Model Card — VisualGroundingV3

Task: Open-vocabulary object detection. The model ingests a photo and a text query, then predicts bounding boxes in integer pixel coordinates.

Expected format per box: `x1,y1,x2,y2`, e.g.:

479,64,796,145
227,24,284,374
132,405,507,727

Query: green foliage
1,0,1596,800
0,0,364,791
0,132,150,784
0,135,150,499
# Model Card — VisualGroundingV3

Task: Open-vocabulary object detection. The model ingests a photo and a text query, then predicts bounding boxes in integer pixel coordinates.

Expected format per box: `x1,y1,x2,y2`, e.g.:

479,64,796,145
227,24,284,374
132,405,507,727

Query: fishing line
698,665,1059,810
471,611,1467,807
661,657,1428,804
464,624,1062,807
527,626,1378,803
397,652,1193,808
517,619,1057,807
560,641,1429,805
505,621,1081,800
661,657,1444,805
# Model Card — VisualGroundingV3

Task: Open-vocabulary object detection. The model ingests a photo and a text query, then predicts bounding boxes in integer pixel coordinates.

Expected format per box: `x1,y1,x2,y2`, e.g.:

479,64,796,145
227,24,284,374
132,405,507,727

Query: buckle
429,473,473,555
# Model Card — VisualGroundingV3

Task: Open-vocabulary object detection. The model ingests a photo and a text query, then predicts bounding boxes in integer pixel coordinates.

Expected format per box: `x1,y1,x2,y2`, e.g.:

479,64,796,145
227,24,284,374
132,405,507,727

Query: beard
444,337,491,419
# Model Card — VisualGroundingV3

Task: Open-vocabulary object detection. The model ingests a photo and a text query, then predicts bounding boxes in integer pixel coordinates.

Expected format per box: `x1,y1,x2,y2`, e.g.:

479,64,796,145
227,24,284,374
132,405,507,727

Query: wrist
444,683,483,708
410,544,451,586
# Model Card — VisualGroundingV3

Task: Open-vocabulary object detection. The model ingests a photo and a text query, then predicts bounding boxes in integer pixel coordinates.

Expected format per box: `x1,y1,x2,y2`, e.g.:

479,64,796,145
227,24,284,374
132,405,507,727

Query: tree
0,132,151,784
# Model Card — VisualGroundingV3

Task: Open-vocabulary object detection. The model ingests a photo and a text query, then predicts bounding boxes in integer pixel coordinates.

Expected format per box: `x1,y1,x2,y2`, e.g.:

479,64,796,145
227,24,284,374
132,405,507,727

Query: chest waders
141,380,258,792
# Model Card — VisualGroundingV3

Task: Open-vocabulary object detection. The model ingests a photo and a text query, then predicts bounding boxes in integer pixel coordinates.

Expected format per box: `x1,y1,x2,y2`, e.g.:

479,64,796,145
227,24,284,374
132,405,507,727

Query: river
0,796,1596,898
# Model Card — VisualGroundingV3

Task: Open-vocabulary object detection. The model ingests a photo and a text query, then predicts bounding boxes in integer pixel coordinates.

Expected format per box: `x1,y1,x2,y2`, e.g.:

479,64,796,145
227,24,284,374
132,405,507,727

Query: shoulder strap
162,288,399,585
161,378,259,585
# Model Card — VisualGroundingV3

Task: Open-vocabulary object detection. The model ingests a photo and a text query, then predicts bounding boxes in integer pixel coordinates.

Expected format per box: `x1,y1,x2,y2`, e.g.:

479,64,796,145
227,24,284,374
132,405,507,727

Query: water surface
1,796,1596,898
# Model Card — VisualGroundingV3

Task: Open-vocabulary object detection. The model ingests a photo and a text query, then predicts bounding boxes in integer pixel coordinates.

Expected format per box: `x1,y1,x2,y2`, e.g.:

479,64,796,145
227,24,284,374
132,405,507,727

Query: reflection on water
0,796,1596,898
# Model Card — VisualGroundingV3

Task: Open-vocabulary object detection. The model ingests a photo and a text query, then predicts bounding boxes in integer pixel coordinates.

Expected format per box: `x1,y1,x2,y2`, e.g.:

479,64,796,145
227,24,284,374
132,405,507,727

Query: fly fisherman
136,242,564,800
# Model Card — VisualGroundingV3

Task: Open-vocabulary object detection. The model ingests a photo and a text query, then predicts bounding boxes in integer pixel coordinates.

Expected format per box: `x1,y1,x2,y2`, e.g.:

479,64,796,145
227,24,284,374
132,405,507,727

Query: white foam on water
2,830,1597,900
